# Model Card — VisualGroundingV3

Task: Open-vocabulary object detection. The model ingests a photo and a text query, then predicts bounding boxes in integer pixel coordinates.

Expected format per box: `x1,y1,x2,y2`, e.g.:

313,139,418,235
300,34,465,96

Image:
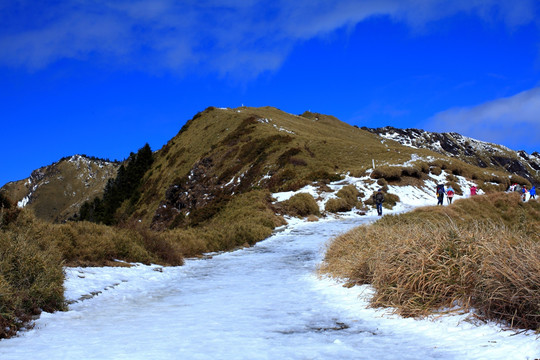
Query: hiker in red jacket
446,185,455,204
470,185,477,196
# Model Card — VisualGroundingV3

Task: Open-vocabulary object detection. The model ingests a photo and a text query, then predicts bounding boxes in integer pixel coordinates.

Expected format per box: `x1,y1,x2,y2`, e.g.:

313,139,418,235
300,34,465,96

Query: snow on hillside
273,166,481,216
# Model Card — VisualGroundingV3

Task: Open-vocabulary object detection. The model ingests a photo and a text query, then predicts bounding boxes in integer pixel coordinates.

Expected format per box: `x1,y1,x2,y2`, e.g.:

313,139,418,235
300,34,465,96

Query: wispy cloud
0,0,537,77
426,87,540,151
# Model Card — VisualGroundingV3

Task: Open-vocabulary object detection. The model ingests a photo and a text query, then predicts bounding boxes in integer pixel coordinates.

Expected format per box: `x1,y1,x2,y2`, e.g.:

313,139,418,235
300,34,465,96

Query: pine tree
77,143,154,225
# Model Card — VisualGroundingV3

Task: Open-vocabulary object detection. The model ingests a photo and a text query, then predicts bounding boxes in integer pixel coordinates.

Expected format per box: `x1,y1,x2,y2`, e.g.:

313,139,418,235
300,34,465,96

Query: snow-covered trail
1,216,538,359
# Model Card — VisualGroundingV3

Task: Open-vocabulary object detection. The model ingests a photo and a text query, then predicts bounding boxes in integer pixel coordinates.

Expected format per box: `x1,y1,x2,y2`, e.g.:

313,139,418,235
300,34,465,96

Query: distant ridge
363,126,540,185
1,155,119,222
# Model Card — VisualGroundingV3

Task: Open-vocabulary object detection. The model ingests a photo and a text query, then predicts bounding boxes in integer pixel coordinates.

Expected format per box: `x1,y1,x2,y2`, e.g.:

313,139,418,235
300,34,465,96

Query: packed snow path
1,216,538,359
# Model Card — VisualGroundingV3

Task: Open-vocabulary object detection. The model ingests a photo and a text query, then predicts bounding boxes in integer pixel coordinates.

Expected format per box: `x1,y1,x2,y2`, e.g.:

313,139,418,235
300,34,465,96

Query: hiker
436,184,445,205
470,185,477,196
446,185,455,204
530,186,536,200
521,186,528,202
373,189,384,216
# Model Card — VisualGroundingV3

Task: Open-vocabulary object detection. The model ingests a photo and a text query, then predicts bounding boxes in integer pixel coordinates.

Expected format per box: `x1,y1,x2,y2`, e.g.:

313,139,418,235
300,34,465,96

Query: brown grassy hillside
126,106,444,229
1,155,119,222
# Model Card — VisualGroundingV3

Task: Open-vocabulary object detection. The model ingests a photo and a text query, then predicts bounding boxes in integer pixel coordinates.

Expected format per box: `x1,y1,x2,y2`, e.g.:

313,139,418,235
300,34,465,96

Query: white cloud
427,87,540,151
0,0,538,77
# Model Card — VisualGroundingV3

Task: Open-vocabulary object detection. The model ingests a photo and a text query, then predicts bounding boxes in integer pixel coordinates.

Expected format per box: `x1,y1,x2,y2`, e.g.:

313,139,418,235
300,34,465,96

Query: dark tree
78,143,154,224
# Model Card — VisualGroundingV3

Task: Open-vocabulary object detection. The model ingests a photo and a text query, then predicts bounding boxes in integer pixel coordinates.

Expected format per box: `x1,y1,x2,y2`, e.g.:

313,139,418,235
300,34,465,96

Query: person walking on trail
470,185,477,196
446,185,455,204
374,189,384,216
521,186,528,202
530,185,536,200
436,184,445,206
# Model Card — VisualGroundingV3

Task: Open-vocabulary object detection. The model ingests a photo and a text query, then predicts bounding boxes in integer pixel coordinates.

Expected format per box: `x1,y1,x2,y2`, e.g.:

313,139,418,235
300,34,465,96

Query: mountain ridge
2,106,538,225
363,125,540,184
1,155,120,222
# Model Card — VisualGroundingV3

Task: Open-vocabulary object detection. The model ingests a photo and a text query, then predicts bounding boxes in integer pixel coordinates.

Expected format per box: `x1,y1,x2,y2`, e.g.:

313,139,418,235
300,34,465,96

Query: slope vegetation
320,192,540,331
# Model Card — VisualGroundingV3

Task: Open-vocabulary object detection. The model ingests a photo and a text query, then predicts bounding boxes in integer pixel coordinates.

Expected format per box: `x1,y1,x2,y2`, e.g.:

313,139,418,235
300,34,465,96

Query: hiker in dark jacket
374,189,384,216
436,184,445,206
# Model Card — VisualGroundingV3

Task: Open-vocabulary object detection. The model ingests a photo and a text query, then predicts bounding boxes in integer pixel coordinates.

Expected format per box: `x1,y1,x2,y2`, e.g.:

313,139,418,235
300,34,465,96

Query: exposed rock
365,126,540,185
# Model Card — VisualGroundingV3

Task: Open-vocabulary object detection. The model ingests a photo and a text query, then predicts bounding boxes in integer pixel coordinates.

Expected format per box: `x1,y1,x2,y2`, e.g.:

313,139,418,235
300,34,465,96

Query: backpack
447,190,454,197
375,192,384,203
437,185,444,195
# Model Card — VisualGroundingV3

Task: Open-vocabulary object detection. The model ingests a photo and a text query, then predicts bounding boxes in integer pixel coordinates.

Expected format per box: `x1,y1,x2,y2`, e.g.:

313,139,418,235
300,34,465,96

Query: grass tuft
283,193,320,217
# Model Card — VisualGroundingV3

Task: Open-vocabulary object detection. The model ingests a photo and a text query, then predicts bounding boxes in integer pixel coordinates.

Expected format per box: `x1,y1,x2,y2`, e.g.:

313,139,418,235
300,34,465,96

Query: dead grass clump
305,170,342,183
479,182,506,194
401,166,424,179
510,175,531,188
197,190,285,252
325,185,363,213
320,192,540,331
474,234,540,330
0,230,65,339
268,168,298,191
130,227,184,266
430,166,442,176
166,228,209,258
371,166,402,182
325,198,350,213
283,193,320,217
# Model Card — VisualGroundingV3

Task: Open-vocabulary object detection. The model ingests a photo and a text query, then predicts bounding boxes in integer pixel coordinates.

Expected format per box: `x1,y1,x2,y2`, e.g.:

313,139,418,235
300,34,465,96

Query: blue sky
1,0,540,187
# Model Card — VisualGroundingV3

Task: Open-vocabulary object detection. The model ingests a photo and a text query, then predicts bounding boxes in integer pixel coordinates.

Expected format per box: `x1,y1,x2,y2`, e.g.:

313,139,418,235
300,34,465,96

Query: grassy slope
320,192,540,331
129,106,437,227
1,157,119,222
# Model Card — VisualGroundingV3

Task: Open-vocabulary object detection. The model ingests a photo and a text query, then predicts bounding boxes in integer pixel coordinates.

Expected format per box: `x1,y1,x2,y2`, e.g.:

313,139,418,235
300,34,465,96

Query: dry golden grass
325,184,363,213
171,190,286,257
283,192,320,217
0,227,65,339
320,192,540,331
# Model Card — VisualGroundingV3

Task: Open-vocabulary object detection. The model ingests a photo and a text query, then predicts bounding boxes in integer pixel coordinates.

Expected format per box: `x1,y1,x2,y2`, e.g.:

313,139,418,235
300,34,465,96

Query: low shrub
325,198,350,213
283,193,320,217
325,184,364,213
382,193,400,209
430,166,442,176
371,166,402,182
401,166,423,179
305,170,342,183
